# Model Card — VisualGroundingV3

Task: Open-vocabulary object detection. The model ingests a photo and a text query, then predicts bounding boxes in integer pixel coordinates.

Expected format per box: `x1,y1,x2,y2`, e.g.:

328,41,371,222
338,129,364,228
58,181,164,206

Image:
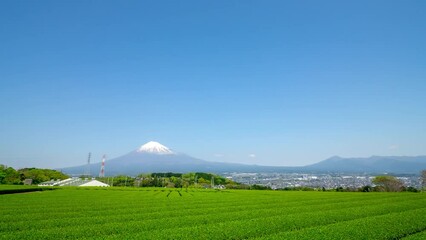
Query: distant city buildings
223,172,421,190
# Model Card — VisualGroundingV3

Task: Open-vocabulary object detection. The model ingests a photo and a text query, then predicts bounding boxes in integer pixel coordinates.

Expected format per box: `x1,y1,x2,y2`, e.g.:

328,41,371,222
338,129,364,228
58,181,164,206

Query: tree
372,176,404,192
18,168,68,184
0,165,7,183
111,175,134,187
3,167,21,184
405,186,418,192
360,185,372,192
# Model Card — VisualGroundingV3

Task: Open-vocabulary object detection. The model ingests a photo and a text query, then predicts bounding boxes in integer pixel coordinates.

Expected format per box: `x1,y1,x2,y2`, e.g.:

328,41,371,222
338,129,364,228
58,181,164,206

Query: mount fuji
60,141,282,176
60,141,426,176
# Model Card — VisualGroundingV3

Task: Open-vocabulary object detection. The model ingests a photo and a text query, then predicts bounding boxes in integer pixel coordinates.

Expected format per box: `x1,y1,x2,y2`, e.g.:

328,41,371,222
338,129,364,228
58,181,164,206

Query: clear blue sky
1,0,425,169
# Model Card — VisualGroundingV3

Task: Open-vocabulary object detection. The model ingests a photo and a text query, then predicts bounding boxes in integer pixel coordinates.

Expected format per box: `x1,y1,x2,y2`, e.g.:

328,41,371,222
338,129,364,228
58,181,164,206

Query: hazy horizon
1,1,425,169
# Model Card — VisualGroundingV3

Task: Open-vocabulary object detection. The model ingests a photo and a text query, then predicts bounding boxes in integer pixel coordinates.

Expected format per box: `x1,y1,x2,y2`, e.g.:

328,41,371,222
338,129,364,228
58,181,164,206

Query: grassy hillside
0,188,425,239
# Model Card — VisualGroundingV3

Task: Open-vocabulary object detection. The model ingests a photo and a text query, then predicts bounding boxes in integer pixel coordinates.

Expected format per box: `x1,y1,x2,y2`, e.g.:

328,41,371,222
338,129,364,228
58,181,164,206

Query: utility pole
211,176,214,188
85,152,91,178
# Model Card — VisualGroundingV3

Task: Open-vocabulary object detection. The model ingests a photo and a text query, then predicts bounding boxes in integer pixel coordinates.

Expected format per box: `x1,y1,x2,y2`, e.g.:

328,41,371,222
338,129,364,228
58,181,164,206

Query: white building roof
78,180,110,187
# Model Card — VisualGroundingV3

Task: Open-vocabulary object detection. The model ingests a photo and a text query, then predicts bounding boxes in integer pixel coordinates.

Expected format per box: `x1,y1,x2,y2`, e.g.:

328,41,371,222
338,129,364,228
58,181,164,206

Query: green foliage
151,172,182,178
0,167,6,183
1,189,425,239
372,175,405,192
251,184,272,190
130,172,239,188
404,186,419,192
110,175,134,187
18,168,69,184
0,165,20,184
193,172,229,185
359,185,373,192
280,186,316,191
0,165,69,185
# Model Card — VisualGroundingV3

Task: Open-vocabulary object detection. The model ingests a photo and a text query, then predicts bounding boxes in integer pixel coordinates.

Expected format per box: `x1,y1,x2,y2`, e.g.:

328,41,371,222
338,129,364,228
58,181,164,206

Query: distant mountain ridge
304,155,426,174
60,142,426,176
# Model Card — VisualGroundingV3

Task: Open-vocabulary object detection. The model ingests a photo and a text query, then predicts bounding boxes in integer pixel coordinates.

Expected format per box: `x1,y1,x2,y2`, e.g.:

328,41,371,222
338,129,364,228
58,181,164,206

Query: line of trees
2,164,425,192
97,172,245,188
0,165,69,185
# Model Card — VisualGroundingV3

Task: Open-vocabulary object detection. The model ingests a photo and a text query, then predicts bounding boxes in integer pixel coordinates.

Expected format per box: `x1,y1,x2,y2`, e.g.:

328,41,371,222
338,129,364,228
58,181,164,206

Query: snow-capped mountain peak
137,141,174,154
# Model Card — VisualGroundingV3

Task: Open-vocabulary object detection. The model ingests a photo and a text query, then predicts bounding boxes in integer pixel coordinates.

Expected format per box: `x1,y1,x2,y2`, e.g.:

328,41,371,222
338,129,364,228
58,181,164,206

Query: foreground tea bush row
0,188,425,239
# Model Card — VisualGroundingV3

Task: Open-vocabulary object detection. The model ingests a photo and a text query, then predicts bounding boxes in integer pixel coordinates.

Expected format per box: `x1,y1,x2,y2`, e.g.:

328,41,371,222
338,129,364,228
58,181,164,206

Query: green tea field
1,187,425,239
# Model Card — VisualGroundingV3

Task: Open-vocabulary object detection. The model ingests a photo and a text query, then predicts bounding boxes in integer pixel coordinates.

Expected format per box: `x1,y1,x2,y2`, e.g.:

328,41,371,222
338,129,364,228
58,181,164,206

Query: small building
23,179,33,185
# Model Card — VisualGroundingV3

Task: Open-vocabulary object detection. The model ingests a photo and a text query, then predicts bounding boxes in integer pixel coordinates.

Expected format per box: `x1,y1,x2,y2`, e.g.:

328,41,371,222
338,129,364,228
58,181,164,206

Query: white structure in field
79,179,109,187
38,178,110,187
